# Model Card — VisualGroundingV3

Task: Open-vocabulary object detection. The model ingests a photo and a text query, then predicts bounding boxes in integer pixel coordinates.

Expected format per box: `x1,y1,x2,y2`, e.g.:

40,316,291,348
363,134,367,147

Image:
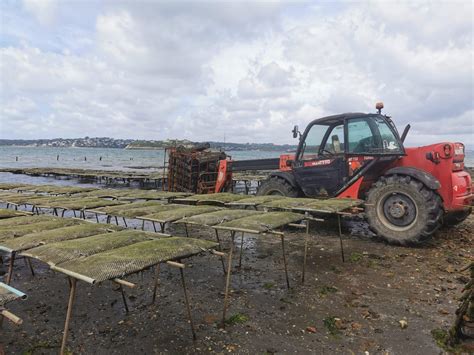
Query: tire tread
366,174,443,245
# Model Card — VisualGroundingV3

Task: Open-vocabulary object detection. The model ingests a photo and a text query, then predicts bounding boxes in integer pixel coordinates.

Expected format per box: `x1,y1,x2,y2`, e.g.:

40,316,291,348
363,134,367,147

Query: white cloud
0,1,472,146
23,0,58,26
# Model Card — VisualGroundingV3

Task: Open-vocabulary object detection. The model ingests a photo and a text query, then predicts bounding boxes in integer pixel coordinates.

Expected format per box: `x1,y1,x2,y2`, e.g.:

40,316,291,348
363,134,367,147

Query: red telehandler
215,103,473,245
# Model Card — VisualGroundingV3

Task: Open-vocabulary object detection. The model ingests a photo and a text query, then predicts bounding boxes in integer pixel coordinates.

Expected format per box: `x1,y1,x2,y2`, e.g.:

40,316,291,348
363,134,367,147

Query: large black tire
257,176,300,197
366,174,443,245
442,208,472,227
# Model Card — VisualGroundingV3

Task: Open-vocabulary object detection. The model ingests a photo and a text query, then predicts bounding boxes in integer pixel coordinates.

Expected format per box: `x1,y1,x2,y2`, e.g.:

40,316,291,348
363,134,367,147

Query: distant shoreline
0,145,297,152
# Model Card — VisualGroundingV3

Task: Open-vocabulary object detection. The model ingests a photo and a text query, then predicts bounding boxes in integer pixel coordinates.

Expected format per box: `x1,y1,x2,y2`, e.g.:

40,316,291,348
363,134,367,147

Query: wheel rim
377,192,418,231
268,190,284,196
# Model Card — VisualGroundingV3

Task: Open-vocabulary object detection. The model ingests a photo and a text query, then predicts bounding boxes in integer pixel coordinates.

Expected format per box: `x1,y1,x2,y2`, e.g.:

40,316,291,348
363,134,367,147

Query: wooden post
238,232,245,268
337,214,345,262
6,252,16,285
27,257,35,277
60,277,77,355
113,279,136,288
214,230,226,275
222,231,235,328
152,264,160,304
179,266,196,340
302,220,309,284
281,234,290,289
119,285,129,313
166,260,185,269
0,309,22,325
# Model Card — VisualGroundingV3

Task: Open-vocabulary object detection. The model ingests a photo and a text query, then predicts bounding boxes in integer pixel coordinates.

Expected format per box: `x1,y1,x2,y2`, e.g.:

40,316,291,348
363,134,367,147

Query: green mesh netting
226,195,286,206
176,209,262,226
0,215,59,227
108,204,188,218
24,185,97,195
0,194,98,206
1,223,122,253
214,211,304,233
0,192,15,199
77,189,125,198
91,200,166,214
39,198,126,210
261,197,363,212
29,196,86,205
176,193,248,205
0,193,43,204
0,209,31,219
260,197,318,210
52,237,218,284
0,194,123,209
140,206,222,223
89,201,176,217
0,218,85,242
79,189,190,200
22,230,157,265
0,183,34,191
293,198,364,213
115,190,192,200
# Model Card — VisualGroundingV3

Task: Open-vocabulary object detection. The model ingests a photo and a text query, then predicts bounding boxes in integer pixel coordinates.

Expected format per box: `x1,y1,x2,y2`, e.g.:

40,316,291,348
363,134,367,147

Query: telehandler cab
216,103,473,245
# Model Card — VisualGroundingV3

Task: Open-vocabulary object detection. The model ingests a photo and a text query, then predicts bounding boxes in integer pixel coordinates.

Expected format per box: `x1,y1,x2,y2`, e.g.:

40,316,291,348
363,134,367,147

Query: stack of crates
167,145,227,193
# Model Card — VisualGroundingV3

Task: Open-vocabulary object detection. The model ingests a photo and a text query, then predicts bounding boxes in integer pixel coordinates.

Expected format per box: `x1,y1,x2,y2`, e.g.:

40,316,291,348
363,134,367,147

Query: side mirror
292,125,299,139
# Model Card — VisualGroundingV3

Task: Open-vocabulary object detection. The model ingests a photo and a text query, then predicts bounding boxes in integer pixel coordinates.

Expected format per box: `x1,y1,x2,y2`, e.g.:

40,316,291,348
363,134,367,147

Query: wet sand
1,209,472,354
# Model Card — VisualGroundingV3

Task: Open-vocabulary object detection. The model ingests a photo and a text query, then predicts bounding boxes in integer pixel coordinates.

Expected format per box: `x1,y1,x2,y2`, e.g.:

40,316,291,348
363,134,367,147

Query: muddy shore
1,210,472,354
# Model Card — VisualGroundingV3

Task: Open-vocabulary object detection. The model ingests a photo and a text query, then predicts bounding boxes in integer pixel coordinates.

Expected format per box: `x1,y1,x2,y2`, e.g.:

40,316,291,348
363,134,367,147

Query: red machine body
390,143,471,211
218,142,473,214
276,142,472,211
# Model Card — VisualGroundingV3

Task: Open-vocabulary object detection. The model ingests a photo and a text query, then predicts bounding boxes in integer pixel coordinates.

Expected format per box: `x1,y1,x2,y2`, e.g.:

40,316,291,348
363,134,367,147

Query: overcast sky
0,0,473,145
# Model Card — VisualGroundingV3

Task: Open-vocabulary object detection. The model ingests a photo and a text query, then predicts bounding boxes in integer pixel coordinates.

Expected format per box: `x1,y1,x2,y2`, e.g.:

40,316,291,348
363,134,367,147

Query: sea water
0,146,472,173
0,146,288,172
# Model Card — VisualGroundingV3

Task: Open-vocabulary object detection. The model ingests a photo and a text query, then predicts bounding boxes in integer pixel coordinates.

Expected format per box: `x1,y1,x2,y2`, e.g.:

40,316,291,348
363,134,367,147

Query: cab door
293,123,348,197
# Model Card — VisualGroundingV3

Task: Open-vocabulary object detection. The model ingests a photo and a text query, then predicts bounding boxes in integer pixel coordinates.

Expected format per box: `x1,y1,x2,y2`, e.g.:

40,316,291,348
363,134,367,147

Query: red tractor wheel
257,176,300,197
366,174,443,245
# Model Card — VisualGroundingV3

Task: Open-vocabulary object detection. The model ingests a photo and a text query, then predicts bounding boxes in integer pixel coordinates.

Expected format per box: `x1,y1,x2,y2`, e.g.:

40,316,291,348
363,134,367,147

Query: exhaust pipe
401,124,411,142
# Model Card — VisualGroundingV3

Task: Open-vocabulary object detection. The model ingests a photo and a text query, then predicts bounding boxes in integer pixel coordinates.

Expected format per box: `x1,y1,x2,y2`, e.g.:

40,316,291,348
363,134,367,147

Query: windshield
300,123,330,159
347,117,403,154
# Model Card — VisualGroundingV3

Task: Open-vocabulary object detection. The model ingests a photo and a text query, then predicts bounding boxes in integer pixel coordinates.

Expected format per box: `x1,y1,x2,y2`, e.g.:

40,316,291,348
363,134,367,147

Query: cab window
375,117,402,152
300,124,329,160
348,117,402,154
323,124,345,154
